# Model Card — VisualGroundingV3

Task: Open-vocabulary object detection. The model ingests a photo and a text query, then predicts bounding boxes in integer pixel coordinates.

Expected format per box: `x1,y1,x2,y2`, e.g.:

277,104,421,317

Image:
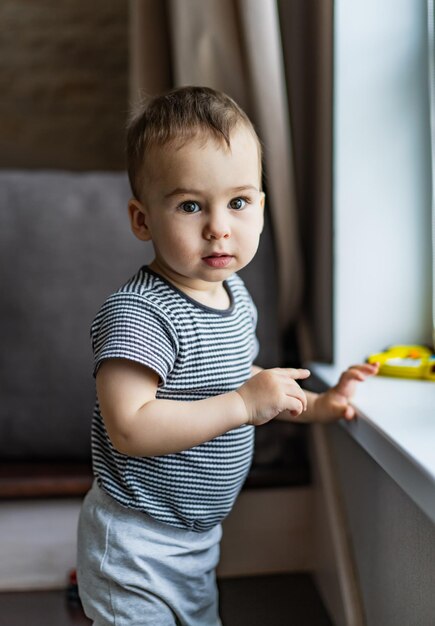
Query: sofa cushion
0,172,150,459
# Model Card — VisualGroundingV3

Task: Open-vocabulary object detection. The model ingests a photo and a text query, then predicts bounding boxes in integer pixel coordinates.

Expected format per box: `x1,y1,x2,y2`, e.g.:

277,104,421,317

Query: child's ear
259,192,266,233
128,198,152,241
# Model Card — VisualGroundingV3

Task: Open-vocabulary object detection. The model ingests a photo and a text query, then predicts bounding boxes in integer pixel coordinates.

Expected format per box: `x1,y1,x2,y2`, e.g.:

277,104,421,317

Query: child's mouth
202,255,233,268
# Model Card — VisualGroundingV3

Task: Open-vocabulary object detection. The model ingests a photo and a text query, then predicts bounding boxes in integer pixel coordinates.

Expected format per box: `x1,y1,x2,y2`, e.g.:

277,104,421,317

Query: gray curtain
129,0,333,364
278,0,333,363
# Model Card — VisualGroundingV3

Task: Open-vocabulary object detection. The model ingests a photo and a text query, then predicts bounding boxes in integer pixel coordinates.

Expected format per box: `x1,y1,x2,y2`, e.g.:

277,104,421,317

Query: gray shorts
76,480,222,626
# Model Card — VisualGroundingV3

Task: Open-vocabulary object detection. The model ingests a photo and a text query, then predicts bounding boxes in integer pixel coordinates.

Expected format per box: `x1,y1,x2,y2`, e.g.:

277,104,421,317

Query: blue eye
229,197,246,210
180,201,200,213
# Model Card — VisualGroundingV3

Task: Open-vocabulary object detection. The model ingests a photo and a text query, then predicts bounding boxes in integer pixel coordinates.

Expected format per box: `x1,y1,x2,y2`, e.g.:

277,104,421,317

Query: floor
0,573,333,626
219,574,334,626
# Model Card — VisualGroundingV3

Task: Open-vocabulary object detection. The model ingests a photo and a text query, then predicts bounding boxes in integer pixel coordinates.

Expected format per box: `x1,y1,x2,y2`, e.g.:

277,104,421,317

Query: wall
0,488,315,590
0,0,128,170
333,0,433,370
0,499,82,590
330,425,435,625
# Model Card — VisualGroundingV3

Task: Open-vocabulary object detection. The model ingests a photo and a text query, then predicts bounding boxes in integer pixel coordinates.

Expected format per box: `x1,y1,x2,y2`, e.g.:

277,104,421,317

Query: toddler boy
76,86,378,625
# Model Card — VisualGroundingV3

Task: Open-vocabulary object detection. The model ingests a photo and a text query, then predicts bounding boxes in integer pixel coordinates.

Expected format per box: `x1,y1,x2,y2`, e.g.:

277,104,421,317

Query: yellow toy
367,345,435,381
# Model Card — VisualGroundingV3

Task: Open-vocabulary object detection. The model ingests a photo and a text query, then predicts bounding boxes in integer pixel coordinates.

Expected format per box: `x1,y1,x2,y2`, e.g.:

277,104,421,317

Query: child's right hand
236,368,311,426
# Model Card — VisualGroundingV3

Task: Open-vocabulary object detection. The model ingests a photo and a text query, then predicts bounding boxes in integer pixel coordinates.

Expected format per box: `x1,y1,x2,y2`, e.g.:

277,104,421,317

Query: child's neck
192,285,231,310
148,261,231,310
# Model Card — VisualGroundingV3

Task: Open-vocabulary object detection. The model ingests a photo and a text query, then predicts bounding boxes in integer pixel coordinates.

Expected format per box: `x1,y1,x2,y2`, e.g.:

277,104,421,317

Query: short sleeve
90,292,178,384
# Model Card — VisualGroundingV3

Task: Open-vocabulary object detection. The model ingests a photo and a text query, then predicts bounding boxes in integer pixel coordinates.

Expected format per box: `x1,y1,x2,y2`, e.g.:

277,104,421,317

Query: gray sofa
0,171,306,484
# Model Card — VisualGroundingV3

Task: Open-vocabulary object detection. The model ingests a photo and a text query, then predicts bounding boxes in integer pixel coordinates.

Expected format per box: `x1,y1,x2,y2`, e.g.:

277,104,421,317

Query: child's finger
343,405,355,420
332,400,355,420
281,368,311,380
288,397,304,417
348,369,366,381
350,363,379,374
285,387,308,411
346,365,378,380
339,369,365,384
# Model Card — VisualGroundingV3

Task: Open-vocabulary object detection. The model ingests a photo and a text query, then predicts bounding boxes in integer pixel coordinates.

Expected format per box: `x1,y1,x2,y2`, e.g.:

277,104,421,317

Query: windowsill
309,363,435,524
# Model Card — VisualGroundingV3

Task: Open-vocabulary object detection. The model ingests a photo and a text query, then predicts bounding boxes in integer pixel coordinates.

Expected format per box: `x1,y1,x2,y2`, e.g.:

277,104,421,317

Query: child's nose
203,211,231,240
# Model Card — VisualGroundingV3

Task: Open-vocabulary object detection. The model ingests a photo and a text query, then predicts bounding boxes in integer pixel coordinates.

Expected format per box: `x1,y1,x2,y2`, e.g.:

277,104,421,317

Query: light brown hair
126,86,262,200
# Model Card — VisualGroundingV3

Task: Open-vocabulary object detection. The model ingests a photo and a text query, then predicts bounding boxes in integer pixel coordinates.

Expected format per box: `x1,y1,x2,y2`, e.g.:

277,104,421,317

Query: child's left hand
312,362,380,423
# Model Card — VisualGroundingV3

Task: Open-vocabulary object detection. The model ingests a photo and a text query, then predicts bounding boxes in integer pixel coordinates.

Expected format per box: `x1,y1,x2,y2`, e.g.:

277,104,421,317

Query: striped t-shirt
90,266,258,532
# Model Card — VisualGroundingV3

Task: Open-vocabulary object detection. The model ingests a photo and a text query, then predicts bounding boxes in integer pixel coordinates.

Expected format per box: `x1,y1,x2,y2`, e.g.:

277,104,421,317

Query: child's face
129,125,265,293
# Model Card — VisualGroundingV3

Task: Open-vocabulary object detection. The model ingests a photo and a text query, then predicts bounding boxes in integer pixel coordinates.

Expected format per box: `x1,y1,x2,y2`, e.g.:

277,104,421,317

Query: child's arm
96,359,311,457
